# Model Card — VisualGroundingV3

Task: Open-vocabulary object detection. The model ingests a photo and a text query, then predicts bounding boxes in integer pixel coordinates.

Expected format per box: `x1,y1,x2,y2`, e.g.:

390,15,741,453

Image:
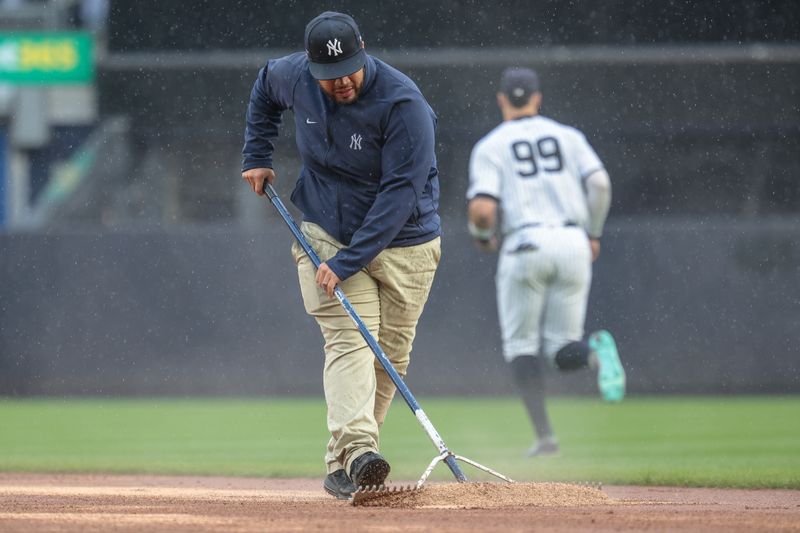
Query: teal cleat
589,330,626,402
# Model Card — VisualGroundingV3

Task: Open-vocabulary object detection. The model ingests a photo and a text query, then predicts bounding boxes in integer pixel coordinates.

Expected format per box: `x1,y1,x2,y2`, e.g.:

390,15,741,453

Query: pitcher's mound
356,482,612,508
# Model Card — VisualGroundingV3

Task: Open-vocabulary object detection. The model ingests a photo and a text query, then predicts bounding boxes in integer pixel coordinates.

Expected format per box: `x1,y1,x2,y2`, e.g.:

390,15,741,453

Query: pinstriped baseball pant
496,226,592,362
291,222,440,476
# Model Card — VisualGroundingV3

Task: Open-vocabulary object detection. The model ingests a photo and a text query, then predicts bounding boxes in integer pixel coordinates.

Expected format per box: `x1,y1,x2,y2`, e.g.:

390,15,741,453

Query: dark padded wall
2,218,798,396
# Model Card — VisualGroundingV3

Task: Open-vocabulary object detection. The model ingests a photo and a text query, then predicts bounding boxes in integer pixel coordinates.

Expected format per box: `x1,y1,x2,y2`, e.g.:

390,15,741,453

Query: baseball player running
466,67,625,457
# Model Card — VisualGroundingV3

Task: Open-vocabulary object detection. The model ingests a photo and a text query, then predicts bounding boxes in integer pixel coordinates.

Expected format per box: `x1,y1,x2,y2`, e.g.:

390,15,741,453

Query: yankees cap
305,11,365,80
500,67,541,107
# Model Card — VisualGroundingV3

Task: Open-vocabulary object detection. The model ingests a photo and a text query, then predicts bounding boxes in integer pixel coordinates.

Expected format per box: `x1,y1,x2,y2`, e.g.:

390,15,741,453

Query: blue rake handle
263,182,467,483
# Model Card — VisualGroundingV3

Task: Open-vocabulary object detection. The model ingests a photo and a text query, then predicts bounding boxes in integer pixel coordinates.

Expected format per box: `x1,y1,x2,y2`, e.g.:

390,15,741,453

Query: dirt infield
1,473,798,532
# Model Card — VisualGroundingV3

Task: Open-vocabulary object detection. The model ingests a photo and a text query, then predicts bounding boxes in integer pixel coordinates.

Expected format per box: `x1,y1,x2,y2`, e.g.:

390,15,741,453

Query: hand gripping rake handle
263,182,468,483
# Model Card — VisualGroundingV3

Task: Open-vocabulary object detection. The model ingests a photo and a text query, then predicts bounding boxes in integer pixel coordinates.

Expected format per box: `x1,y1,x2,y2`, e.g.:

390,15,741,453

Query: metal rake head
351,483,419,506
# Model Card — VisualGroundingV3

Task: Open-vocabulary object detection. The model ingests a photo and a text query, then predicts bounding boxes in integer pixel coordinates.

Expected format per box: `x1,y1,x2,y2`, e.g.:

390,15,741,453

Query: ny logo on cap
327,39,343,56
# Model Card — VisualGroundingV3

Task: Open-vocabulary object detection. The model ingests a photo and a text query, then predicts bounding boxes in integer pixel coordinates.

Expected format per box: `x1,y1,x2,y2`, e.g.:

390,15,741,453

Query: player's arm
466,139,502,252
572,129,610,261
241,63,287,196
584,169,611,261
468,195,499,252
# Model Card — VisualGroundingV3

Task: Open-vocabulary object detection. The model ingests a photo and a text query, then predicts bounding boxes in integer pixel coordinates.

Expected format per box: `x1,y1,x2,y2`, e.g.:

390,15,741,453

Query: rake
263,182,513,504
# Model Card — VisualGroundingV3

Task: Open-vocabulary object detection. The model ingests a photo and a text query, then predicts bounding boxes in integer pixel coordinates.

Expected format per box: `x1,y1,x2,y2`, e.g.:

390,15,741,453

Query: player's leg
541,228,625,401
509,355,559,456
292,222,381,497
540,228,593,367
367,237,441,429
496,246,556,456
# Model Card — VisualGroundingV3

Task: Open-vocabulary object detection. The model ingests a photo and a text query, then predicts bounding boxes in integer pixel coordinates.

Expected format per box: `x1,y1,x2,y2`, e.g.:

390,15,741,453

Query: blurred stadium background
0,0,798,398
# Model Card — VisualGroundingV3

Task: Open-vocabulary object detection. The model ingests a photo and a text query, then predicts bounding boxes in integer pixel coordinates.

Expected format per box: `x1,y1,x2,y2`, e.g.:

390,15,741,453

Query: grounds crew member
466,67,626,457
242,11,441,499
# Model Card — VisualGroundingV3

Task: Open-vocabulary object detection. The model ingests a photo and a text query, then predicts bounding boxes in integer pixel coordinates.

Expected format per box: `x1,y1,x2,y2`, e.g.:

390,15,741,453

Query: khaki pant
291,222,440,475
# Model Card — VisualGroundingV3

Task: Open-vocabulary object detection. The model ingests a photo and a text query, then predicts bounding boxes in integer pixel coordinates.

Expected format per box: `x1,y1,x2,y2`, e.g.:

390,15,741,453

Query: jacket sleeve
241,63,286,172
326,99,436,280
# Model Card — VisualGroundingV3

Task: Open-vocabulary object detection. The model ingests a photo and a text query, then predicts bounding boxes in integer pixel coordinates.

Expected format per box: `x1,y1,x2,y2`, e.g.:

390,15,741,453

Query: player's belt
509,221,578,234
504,222,580,254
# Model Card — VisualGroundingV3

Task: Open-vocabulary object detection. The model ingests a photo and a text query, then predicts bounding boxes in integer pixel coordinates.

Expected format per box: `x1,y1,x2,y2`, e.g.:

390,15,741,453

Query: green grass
0,396,798,488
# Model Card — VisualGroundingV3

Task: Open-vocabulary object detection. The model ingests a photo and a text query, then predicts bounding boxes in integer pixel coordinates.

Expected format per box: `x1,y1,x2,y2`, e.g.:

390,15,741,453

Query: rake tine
415,452,516,489
416,452,450,488
351,483,419,506
453,455,515,483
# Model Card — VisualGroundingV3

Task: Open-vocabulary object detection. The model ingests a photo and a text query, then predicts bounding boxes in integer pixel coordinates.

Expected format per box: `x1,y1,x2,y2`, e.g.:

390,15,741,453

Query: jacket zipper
323,105,335,169
411,206,422,228
324,106,344,238
337,181,344,239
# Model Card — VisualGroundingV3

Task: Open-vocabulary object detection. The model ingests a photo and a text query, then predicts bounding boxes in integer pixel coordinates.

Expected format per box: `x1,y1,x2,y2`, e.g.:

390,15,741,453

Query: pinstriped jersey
467,115,604,235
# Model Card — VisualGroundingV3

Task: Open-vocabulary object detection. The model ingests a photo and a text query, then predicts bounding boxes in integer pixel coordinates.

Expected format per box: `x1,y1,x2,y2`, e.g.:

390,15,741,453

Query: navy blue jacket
242,52,441,280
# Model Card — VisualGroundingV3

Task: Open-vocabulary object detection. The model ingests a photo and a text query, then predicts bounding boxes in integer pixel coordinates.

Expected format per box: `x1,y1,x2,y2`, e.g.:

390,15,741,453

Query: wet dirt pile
355,481,613,508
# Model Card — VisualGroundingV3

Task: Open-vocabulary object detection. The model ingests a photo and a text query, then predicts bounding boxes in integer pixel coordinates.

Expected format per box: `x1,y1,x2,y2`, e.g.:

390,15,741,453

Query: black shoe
323,469,356,500
349,451,391,488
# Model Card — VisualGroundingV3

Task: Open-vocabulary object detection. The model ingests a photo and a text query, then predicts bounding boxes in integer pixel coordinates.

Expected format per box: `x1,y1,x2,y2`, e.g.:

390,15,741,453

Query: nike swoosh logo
306,118,317,124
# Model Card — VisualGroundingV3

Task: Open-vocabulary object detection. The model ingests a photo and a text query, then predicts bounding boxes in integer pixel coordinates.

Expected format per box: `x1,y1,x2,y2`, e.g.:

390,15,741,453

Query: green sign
0,32,93,84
